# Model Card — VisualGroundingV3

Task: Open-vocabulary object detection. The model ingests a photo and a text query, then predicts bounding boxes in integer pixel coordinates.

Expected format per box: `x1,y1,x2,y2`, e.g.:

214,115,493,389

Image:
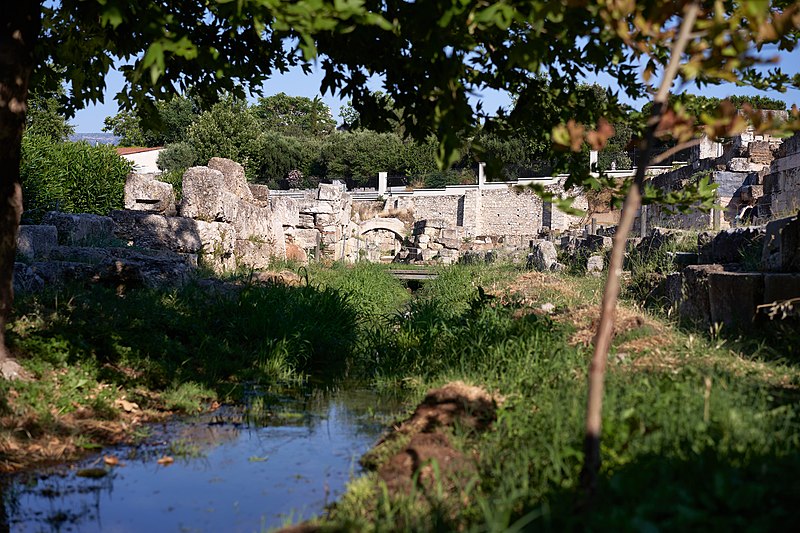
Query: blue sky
71,51,800,133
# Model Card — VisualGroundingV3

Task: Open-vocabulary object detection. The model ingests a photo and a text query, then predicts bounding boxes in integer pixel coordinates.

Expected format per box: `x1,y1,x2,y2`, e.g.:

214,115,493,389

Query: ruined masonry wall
478,189,542,236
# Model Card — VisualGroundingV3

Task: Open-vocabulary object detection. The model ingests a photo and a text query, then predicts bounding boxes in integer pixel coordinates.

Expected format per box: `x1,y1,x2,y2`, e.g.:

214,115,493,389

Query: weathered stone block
231,200,272,241
711,226,765,264
740,184,763,203
249,183,271,202
42,212,116,246
438,237,461,250
586,254,604,276
234,239,273,270
529,241,557,271
762,214,800,272
728,157,750,172
270,196,299,227
315,213,336,226
124,173,176,215
318,182,344,202
301,201,335,215
674,264,725,326
293,228,320,249
709,271,764,328
110,210,235,260
763,273,800,304
16,225,57,260
298,214,315,228
179,167,231,221
208,157,253,201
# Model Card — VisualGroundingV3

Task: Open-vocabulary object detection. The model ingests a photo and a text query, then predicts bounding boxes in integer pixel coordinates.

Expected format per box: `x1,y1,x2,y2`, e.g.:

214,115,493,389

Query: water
1,387,400,532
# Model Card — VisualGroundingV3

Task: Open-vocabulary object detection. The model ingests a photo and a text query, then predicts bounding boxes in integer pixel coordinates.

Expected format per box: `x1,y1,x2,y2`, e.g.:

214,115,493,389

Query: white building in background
117,147,163,174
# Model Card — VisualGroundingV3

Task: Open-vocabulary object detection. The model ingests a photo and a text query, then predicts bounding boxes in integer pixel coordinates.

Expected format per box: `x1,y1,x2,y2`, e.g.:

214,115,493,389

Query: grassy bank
3,261,800,530
0,263,408,469
316,265,800,531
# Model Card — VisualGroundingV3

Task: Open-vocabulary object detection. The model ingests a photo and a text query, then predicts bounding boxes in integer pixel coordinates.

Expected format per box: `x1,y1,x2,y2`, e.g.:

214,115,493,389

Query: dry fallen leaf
114,399,139,413
157,455,174,466
103,455,121,466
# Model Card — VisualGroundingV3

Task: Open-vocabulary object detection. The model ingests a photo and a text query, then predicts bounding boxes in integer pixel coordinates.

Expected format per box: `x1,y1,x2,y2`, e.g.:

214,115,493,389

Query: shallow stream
1,386,401,532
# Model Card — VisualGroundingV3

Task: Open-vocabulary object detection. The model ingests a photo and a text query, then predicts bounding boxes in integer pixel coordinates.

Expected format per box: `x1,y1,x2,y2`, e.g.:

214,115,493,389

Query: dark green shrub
317,131,405,186
21,135,132,221
157,141,197,173
248,132,310,184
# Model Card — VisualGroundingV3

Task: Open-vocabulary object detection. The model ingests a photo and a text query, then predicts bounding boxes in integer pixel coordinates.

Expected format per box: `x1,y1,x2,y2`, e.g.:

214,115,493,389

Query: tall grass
324,263,800,532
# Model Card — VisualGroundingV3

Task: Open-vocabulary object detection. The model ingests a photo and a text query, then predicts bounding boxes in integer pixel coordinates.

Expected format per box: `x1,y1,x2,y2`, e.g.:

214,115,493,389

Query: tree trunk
0,2,40,370
579,2,699,500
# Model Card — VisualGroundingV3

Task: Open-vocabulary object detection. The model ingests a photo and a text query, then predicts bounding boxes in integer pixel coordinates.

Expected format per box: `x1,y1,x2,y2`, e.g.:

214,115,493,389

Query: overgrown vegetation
4,261,799,529
19,135,133,223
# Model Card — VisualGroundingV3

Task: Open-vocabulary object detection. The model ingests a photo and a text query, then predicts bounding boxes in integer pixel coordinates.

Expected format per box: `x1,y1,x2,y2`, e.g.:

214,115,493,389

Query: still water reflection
2,386,400,532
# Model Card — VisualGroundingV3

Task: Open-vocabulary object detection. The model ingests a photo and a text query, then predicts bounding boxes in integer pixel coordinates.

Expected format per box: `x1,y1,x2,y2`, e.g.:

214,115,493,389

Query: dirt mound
364,381,500,497
393,381,499,436
378,432,475,494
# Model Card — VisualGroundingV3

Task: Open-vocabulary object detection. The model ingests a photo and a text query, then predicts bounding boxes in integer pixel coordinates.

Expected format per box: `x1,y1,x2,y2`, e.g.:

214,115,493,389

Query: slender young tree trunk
579,2,700,498
0,3,40,374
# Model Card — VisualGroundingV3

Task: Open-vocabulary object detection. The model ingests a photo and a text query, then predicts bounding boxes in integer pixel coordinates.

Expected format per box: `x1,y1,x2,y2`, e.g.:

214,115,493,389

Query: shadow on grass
509,451,800,531
8,280,363,395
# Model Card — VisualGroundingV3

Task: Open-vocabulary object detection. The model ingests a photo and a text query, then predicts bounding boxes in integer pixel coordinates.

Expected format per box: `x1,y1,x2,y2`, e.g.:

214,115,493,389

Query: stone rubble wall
648,128,800,231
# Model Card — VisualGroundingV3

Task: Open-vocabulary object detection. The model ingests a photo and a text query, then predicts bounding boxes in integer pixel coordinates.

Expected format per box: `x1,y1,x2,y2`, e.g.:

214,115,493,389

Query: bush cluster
20,135,132,222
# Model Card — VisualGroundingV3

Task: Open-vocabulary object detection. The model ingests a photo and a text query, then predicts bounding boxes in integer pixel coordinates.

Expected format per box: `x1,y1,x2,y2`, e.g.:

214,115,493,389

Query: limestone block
124,173,176,215
318,182,344,202
421,249,439,261
762,214,800,272
235,239,273,270
293,228,320,249
302,201,335,215
728,158,750,172
42,211,116,246
231,200,272,241
740,185,764,204
429,242,444,251
316,213,336,226
417,234,431,244
298,214,315,228
270,196,299,227
208,157,253,201
438,237,461,250
15,247,196,293
418,242,428,250
179,167,238,221
320,225,342,245
249,183,271,202
711,226,765,264
675,264,724,326
530,240,558,271
763,273,800,304
441,228,460,241
110,210,234,259
709,272,764,328
16,225,57,260
586,254,604,276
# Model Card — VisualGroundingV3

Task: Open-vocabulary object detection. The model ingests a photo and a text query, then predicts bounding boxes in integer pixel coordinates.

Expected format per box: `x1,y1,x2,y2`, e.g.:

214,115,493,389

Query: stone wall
478,188,542,236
